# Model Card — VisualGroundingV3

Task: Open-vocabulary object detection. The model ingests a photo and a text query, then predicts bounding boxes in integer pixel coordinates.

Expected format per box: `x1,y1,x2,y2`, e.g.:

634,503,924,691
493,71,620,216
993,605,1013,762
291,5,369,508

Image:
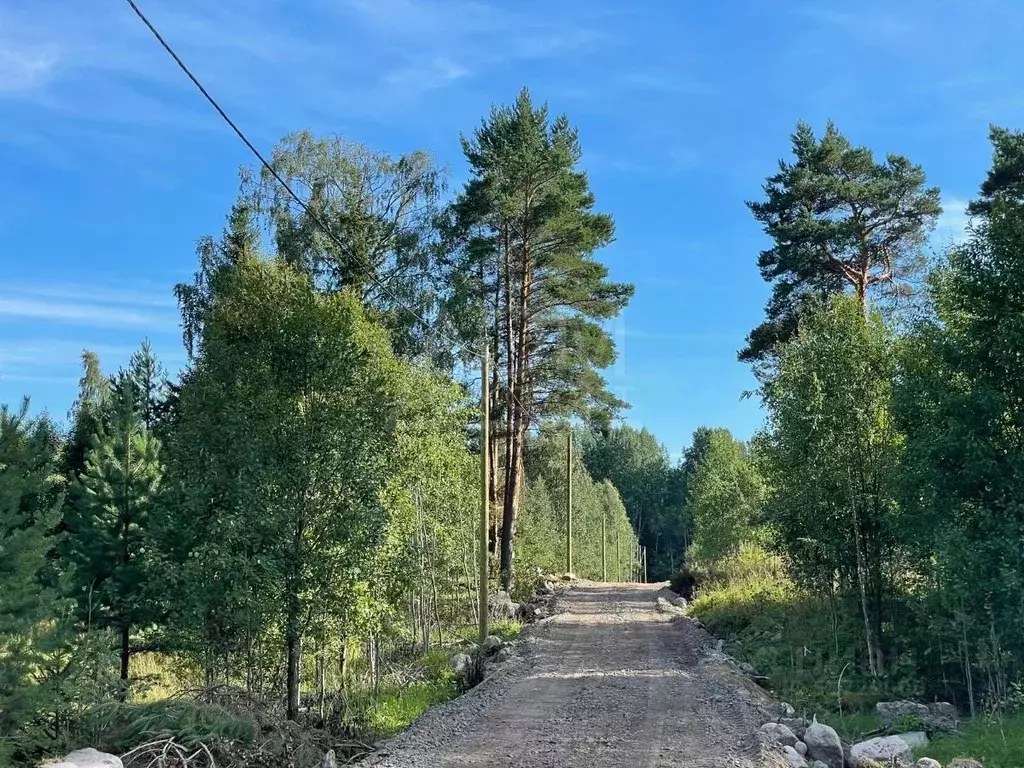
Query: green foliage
684,427,764,563
969,125,1024,216
519,428,639,587
75,699,258,753
923,716,1024,767
581,425,684,580
447,88,633,590
65,374,163,680
0,401,67,754
743,121,940,363
246,131,447,360
760,294,900,677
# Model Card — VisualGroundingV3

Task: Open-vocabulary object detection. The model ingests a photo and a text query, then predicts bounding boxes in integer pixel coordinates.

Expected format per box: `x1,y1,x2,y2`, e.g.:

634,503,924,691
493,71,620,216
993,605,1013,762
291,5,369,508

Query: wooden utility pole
601,507,607,581
642,546,648,584
565,430,573,575
616,528,621,582
478,342,490,646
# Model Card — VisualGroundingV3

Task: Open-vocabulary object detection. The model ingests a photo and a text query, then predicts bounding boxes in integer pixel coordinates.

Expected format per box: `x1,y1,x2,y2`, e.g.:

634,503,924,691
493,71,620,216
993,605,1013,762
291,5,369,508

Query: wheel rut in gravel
368,581,787,768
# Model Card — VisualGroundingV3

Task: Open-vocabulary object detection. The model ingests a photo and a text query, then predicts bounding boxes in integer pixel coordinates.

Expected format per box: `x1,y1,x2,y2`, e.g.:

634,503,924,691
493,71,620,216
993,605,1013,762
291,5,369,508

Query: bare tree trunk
853,512,880,677
286,630,301,720
316,641,326,720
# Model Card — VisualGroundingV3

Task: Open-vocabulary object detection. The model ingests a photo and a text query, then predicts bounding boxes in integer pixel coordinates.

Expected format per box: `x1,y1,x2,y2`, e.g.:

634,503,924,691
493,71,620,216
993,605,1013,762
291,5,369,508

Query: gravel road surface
367,581,787,768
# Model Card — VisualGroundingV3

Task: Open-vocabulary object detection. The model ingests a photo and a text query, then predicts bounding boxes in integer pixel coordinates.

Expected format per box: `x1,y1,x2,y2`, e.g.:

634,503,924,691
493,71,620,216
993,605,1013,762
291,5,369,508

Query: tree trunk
120,622,130,684
286,630,301,720
853,512,882,677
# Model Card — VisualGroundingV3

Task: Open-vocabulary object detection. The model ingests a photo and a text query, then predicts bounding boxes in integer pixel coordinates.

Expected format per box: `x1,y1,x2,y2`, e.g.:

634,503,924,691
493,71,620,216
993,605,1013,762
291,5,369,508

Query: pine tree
742,121,941,363
448,88,633,590
0,400,65,752
66,382,163,684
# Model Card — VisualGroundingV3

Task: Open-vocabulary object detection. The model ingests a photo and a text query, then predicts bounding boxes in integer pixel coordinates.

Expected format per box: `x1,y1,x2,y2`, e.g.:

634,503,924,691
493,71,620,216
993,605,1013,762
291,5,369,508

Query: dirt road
369,581,787,768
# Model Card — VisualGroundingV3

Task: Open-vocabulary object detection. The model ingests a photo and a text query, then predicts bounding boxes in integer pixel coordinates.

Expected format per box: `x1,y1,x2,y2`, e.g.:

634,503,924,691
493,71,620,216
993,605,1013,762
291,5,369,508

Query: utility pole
601,507,607,582
616,528,620,582
565,429,573,575
642,546,648,584
478,342,490,646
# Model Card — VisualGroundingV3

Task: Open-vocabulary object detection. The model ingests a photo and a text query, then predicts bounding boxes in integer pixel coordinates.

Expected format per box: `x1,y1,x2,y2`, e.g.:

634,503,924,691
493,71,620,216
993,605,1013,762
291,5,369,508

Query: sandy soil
366,581,788,768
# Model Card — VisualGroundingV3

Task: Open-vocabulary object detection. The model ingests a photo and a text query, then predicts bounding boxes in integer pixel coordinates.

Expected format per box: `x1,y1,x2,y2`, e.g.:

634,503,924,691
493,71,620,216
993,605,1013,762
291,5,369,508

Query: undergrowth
920,715,1024,767
685,544,914,714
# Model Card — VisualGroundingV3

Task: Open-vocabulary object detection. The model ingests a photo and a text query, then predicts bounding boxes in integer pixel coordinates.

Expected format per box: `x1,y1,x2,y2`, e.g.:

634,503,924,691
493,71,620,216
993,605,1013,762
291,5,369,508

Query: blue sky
0,0,1017,457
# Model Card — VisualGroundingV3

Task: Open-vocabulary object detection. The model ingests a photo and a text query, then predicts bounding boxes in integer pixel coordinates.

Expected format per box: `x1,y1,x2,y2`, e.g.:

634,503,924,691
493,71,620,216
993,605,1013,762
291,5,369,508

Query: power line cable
125,0,541,423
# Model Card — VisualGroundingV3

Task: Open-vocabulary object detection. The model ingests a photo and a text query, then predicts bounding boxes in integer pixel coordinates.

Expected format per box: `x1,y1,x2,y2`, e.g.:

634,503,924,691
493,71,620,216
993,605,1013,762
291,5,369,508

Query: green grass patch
364,678,458,736
456,618,523,645
920,715,1024,767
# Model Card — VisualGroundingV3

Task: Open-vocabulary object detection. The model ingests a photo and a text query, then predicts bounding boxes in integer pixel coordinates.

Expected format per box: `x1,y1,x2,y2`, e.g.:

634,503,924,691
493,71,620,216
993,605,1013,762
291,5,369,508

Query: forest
7,84,1024,766
0,90,681,765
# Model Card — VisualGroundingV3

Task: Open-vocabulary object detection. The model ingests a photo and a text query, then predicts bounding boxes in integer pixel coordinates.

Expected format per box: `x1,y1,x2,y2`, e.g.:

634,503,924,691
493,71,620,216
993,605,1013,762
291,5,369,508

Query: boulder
795,741,807,756
780,717,810,739
739,662,758,676
803,719,844,768
778,701,797,718
516,603,537,622
656,596,684,614
561,572,578,581
449,652,473,676
490,591,517,620
898,732,929,750
927,701,959,732
809,763,829,768
849,735,917,764
670,596,688,609
323,750,337,768
536,580,555,596
783,745,808,768
42,749,122,768
915,759,942,768
495,646,512,663
947,761,983,768
482,635,503,654
760,722,799,748
877,700,958,732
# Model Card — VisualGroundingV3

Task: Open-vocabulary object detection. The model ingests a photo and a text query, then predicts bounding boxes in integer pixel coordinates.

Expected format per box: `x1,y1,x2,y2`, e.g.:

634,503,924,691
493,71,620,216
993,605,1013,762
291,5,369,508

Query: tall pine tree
66,379,163,684
447,89,633,590
743,121,940,363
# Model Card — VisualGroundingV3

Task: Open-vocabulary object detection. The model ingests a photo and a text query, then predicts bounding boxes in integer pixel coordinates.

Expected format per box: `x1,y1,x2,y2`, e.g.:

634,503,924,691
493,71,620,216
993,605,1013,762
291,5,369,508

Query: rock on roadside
849,735,914,764
783,745,807,767
802,720,843,768
449,652,472,676
915,759,942,768
42,748,122,768
877,700,959,732
760,722,798,748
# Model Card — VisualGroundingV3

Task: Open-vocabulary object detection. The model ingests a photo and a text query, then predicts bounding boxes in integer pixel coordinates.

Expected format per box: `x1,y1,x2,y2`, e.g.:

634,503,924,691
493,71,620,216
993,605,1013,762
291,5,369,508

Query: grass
455,618,523,645
920,715,1024,767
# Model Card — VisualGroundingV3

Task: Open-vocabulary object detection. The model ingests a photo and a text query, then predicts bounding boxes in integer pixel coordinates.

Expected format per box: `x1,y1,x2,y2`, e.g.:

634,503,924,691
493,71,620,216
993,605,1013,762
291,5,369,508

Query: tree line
682,121,1024,714
0,89,649,763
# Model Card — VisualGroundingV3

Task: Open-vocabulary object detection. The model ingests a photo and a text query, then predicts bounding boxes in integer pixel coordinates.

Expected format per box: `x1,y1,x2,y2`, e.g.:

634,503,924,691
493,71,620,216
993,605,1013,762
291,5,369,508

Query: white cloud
0,282,180,330
0,44,59,94
935,196,973,245
0,297,172,328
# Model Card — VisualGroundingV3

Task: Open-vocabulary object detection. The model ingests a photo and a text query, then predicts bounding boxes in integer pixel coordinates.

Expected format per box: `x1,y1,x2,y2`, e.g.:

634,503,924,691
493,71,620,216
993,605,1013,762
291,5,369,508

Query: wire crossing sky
0,0,1010,453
